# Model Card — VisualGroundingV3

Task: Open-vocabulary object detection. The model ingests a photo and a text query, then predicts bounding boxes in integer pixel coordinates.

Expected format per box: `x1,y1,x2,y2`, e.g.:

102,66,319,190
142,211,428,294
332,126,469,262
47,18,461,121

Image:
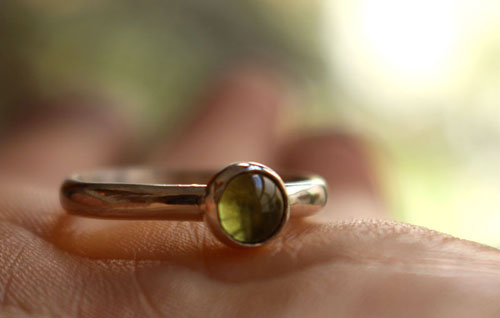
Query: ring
60,162,327,248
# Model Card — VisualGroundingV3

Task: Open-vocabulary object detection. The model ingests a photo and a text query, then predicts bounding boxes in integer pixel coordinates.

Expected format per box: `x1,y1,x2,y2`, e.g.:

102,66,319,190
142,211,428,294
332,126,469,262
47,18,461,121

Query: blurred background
1,0,499,247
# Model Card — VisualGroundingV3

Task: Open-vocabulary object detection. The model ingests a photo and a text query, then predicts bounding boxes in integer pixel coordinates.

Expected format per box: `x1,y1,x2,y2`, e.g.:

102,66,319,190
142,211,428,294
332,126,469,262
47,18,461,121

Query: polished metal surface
61,165,327,221
60,162,327,247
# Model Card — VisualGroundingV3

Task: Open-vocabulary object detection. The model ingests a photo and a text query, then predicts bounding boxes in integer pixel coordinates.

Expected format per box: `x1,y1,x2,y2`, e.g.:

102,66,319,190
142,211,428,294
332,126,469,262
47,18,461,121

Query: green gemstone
218,173,285,244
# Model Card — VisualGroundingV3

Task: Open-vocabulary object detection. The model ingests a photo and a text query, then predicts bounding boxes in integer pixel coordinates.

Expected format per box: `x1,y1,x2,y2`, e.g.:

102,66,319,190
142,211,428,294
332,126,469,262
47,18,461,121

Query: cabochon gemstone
217,172,285,244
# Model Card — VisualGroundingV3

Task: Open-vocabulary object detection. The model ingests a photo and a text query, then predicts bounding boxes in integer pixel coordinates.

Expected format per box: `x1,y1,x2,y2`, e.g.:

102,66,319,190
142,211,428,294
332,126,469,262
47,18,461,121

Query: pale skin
1,67,500,317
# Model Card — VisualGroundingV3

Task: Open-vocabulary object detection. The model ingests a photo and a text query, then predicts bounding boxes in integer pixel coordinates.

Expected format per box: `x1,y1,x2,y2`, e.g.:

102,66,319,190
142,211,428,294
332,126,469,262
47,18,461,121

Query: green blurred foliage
0,0,324,132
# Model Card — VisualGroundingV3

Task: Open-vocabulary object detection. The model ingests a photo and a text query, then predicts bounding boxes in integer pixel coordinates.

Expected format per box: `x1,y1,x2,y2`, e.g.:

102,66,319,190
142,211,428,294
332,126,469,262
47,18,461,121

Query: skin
0,67,500,318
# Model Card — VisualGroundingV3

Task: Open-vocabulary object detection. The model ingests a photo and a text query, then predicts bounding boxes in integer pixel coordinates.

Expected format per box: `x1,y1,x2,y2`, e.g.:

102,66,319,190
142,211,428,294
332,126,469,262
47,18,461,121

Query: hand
1,67,499,318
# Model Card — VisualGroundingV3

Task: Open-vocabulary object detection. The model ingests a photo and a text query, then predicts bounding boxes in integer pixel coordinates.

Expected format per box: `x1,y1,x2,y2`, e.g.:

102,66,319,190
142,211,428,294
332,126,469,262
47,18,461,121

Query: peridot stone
218,173,285,244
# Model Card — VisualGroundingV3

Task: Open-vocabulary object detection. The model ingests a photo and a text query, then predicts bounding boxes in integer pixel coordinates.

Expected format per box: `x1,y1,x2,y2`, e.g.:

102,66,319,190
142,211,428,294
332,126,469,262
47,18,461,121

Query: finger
0,99,129,186
4,186,500,317
4,188,500,317
151,64,288,168
0,219,150,318
277,132,387,220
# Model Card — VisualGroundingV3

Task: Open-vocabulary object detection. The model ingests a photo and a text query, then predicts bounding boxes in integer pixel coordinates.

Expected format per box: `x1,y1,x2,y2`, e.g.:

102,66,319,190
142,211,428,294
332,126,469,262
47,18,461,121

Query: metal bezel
203,162,290,248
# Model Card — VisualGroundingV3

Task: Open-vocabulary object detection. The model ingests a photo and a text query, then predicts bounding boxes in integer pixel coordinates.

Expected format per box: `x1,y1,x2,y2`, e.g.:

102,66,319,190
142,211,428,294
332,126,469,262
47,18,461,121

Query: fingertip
0,97,130,185
278,132,387,219
279,132,377,191
151,63,290,168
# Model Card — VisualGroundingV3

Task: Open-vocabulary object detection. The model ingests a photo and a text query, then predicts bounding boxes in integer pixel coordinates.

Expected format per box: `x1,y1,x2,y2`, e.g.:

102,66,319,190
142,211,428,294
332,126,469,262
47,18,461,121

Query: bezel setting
203,162,290,248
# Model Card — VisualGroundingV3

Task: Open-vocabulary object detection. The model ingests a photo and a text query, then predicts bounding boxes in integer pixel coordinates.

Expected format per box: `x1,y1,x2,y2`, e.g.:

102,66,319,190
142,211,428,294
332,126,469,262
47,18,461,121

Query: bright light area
322,0,500,247
361,0,458,79
322,0,497,109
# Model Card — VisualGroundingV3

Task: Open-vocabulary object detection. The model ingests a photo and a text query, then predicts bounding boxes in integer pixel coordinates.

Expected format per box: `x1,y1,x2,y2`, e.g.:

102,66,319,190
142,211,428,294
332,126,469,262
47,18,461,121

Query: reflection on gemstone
218,173,285,244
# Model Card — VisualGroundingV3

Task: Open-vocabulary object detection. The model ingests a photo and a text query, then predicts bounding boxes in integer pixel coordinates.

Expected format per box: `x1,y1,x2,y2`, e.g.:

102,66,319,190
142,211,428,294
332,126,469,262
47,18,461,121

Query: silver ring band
60,162,327,247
